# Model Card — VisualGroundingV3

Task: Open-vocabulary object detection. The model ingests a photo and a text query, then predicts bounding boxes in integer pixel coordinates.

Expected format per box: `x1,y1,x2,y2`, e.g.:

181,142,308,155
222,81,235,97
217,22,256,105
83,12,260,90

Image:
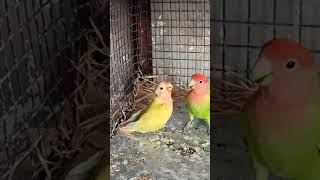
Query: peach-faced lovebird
185,73,210,131
241,39,320,180
119,81,173,133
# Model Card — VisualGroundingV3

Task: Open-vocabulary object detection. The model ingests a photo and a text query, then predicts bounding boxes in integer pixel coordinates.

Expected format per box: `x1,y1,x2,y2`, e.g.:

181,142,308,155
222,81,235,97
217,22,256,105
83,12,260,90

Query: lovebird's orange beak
166,83,173,92
252,56,273,86
188,79,196,89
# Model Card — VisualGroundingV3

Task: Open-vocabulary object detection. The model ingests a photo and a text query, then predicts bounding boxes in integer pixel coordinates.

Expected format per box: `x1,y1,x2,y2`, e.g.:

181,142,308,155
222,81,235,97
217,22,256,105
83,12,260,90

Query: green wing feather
185,93,210,124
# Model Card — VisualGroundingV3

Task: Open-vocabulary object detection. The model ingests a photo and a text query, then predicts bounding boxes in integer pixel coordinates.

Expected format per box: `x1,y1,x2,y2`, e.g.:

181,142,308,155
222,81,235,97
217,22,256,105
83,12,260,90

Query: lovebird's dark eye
286,59,296,70
199,80,203,84
160,87,163,90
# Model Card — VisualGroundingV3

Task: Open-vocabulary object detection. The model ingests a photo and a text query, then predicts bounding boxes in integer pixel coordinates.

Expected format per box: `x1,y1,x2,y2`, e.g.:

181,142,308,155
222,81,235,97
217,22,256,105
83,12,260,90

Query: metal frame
151,0,210,85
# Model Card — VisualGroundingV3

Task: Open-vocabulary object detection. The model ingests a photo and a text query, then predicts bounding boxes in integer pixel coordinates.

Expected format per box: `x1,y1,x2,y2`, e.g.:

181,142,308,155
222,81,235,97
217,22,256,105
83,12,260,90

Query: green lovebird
241,38,320,180
185,73,210,131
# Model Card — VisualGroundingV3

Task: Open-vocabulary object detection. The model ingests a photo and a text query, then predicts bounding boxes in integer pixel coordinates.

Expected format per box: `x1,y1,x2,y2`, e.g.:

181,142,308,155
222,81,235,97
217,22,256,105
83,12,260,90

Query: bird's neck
263,87,315,106
255,87,316,141
265,74,318,105
188,87,209,96
155,94,173,105
187,88,209,105
253,73,319,141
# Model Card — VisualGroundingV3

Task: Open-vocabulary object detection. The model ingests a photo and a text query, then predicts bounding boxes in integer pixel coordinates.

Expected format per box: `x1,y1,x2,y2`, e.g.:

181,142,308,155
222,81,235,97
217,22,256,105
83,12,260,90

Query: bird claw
184,120,195,131
160,127,168,132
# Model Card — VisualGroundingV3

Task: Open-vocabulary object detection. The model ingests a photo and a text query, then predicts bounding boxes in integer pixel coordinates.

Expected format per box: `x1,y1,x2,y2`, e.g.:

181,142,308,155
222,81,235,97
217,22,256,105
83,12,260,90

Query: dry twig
36,147,52,180
2,136,43,180
212,67,259,113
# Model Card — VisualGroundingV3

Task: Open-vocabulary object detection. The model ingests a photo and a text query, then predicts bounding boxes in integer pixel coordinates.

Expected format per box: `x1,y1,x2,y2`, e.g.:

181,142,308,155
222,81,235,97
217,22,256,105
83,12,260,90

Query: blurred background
212,0,320,179
0,0,109,179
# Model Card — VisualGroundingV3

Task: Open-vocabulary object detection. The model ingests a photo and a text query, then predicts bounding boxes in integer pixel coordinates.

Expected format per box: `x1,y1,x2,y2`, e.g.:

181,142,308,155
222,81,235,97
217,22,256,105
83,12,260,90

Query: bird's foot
184,120,195,131
159,127,168,132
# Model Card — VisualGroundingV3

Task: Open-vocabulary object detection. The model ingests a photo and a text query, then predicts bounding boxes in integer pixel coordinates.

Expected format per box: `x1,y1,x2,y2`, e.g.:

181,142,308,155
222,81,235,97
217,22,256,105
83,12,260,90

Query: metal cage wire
110,0,137,129
151,0,210,86
0,0,107,178
110,0,211,129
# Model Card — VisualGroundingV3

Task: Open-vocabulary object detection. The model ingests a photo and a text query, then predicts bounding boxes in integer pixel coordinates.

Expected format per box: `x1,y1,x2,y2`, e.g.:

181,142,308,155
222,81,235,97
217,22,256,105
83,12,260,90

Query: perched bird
185,73,210,131
119,81,173,133
241,39,320,180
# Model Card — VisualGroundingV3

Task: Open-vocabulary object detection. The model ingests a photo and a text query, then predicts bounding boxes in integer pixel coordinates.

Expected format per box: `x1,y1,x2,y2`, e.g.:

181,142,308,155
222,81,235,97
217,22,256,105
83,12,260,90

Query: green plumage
185,91,210,126
241,91,320,180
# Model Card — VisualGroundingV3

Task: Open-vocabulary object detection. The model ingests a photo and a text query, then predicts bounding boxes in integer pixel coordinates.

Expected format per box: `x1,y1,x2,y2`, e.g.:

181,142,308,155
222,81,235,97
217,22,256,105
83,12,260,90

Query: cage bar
110,0,210,131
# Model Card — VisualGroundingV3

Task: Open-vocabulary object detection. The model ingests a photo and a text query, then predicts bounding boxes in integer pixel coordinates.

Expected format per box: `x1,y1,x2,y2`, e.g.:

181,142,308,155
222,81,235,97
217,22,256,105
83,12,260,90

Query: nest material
0,17,110,180
130,65,259,115
113,67,259,135
133,72,188,104
212,65,258,114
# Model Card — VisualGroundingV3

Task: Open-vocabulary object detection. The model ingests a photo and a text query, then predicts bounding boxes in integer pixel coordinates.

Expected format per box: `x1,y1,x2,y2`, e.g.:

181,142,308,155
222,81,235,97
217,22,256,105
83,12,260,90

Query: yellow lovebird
119,81,173,133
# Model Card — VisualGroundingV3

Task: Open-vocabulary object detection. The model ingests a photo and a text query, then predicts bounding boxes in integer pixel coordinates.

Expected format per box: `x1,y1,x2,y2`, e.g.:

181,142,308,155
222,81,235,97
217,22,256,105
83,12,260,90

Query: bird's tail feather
118,123,135,134
116,110,142,134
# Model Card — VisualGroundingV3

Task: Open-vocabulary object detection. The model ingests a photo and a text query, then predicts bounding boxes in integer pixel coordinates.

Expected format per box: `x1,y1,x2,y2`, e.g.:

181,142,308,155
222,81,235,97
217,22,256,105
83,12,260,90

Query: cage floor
213,114,284,180
110,97,210,180
213,114,253,180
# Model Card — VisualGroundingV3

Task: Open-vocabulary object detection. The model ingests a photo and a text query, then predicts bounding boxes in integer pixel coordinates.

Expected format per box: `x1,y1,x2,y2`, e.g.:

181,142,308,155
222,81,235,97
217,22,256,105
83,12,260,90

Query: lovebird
241,39,320,180
185,73,210,131
119,81,173,133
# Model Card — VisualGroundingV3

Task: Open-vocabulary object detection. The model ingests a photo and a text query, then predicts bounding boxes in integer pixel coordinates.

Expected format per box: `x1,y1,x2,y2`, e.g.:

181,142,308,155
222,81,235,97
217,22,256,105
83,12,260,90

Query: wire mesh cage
110,0,211,133
110,1,211,178
212,0,320,179
151,0,210,84
0,0,108,179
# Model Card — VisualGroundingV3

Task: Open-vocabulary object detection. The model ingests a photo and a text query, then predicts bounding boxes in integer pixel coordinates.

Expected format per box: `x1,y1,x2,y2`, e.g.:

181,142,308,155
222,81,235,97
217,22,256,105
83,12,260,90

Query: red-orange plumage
185,73,210,126
191,73,209,83
262,39,315,68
